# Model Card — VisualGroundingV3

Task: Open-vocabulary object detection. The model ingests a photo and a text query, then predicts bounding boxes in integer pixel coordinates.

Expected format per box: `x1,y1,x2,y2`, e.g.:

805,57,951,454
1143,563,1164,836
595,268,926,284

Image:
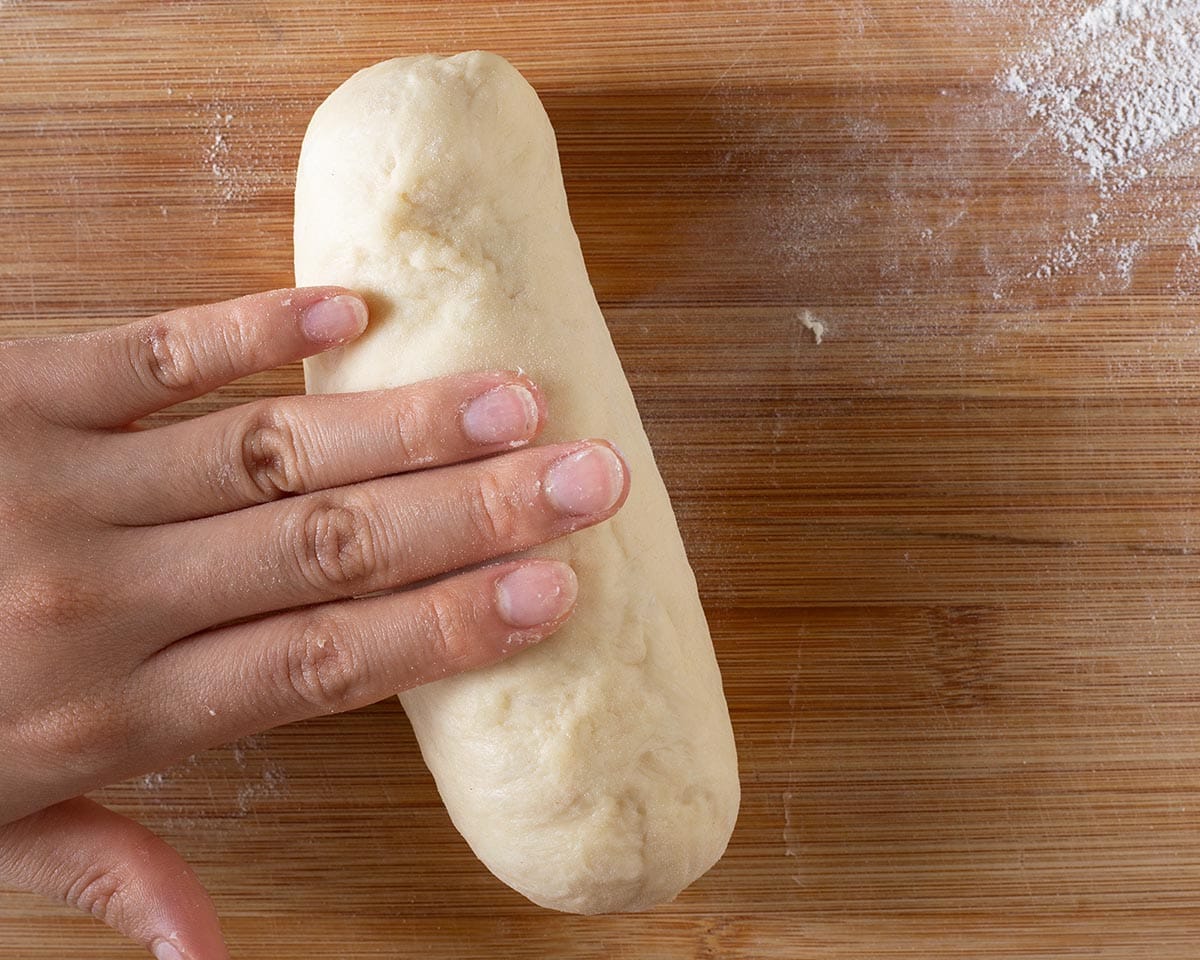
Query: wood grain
3,0,1200,956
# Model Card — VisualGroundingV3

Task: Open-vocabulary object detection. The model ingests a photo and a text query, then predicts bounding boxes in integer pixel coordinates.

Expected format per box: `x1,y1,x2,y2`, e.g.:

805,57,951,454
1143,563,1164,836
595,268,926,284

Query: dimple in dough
295,51,739,914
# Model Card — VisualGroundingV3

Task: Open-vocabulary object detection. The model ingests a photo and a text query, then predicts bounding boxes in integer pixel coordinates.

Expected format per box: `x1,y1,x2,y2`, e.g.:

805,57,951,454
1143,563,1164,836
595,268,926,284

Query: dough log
295,51,739,914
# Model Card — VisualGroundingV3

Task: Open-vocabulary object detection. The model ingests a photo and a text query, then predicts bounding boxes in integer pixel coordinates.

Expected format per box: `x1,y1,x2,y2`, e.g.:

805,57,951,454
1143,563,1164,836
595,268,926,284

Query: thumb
0,797,229,960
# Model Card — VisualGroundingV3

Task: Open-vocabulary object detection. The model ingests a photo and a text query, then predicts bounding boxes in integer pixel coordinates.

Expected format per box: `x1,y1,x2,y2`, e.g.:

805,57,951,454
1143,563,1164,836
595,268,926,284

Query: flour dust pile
1002,0,1200,192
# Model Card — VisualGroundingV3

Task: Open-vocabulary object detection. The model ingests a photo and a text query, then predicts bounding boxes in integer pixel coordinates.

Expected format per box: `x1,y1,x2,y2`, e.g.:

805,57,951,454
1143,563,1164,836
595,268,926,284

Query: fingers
134,438,628,641
102,369,545,525
19,287,367,429
138,559,577,745
0,797,229,960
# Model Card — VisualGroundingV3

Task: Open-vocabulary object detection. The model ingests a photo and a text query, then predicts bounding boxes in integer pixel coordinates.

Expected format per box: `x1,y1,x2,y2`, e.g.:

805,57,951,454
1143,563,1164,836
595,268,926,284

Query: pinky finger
0,797,228,960
139,559,578,746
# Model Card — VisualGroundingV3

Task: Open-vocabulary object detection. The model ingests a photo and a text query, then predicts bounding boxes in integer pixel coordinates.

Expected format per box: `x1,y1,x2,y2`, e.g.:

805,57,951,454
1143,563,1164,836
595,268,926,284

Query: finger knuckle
134,321,201,392
277,615,360,713
467,469,521,544
288,498,380,592
22,695,131,776
235,404,310,501
65,862,131,923
420,593,476,673
7,569,106,632
391,395,429,465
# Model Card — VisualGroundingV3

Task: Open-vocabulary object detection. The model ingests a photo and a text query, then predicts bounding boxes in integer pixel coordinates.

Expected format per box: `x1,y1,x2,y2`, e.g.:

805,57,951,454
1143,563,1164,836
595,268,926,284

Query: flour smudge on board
180,82,286,211
137,734,288,819
989,0,1200,291
1002,0,1200,191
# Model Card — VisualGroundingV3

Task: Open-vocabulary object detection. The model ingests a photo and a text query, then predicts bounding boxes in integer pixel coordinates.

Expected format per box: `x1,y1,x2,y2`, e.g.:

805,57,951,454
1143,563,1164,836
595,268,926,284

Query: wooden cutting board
3,1,1200,956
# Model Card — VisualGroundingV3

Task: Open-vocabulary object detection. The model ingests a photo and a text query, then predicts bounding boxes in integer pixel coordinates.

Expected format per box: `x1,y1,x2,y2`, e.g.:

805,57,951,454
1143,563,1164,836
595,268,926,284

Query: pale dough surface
295,51,739,914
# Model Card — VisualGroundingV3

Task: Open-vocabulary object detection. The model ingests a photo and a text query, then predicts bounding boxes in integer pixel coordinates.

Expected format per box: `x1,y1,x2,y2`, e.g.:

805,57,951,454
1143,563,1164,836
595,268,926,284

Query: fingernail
544,444,625,517
462,383,539,445
301,294,368,344
152,939,186,960
496,562,578,628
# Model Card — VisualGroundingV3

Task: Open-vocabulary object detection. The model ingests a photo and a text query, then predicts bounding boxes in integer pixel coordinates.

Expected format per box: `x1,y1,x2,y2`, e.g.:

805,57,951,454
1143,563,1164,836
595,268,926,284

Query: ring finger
133,558,578,760
128,439,628,644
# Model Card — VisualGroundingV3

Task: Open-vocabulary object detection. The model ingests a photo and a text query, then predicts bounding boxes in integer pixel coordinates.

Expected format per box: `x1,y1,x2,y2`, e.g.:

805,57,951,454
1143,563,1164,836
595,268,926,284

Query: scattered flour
1001,0,1200,190
798,309,826,345
137,735,287,818
981,0,1200,291
193,91,284,208
1112,237,1144,283
138,769,169,790
203,102,242,203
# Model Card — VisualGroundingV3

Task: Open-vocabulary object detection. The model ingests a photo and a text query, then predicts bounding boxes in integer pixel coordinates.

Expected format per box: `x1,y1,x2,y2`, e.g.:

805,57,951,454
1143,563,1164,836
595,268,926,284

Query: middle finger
130,439,628,644
101,370,546,526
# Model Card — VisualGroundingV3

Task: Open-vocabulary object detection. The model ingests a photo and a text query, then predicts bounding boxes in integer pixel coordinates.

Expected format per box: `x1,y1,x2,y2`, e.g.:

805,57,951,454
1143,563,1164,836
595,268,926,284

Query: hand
0,287,629,959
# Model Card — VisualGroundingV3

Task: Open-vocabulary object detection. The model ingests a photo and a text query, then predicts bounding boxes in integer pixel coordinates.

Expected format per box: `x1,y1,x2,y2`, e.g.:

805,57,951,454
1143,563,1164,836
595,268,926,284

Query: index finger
14,287,367,429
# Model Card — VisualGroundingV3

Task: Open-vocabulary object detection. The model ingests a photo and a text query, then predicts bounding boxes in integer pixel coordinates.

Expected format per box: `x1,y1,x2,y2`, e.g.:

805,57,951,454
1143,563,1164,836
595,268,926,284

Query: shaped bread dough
295,52,739,914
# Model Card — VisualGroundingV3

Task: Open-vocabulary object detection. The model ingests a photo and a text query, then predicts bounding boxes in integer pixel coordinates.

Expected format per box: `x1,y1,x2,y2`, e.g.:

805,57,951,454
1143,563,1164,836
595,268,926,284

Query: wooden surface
4,0,1200,956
